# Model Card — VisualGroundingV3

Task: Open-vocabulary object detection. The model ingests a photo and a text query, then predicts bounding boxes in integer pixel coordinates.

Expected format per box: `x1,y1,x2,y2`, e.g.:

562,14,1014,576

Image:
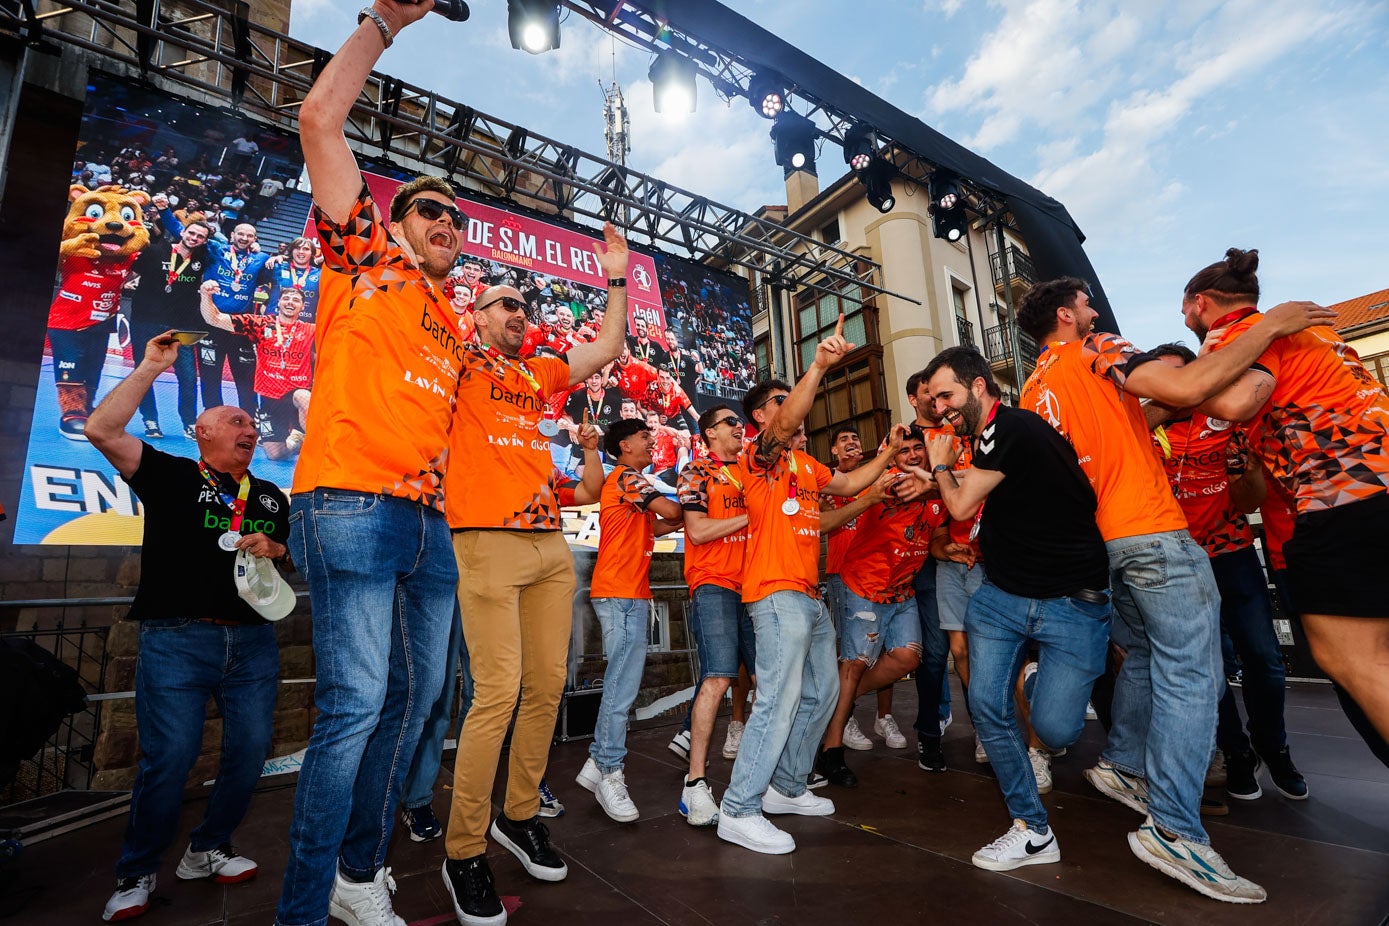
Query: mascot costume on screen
47,185,150,439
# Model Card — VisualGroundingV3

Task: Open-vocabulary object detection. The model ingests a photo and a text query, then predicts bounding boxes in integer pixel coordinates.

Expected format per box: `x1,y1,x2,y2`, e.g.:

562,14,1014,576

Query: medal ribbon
198,461,250,534
784,450,799,508
288,263,310,289
229,248,248,287
719,463,743,491
967,403,1001,541
165,250,192,290
481,343,554,426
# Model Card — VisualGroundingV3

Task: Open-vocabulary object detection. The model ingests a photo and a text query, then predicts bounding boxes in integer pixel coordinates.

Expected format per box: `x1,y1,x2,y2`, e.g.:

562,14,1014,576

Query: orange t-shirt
1021,334,1187,542
1259,469,1296,572
1202,312,1389,513
591,465,660,599
678,456,747,593
841,488,949,604
734,445,834,604
1157,415,1254,558
918,422,980,551
444,346,571,530
293,185,462,511
821,488,863,576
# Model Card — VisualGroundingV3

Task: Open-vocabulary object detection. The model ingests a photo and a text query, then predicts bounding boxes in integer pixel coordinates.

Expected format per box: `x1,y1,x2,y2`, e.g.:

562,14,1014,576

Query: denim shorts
838,586,922,663
689,583,756,678
936,559,986,632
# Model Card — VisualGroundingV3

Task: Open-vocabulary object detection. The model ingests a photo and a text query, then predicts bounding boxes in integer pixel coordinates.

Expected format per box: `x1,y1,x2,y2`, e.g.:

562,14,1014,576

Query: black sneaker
1258,746,1308,801
401,804,443,842
815,746,858,788
442,856,506,926
143,420,164,439
1225,749,1263,801
489,814,567,882
917,735,946,773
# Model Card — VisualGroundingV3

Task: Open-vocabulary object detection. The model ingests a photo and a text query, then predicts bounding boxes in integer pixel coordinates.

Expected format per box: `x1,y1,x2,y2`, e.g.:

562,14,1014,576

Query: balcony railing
955,315,976,349
983,323,1040,369
990,247,1038,291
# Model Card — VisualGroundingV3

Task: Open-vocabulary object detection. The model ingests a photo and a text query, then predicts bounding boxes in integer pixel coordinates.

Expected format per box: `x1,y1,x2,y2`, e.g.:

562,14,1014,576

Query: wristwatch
932,464,951,474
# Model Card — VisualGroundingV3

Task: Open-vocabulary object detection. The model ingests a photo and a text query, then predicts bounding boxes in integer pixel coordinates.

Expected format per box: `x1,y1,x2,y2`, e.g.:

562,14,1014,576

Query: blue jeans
1211,545,1287,757
689,584,755,679
936,559,985,632
115,620,278,879
720,591,837,817
1104,531,1221,845
276,490,456,926
966,580,1110,830
589,598,650,772
911,560,953,739
132,320,200,429
401,602,473,810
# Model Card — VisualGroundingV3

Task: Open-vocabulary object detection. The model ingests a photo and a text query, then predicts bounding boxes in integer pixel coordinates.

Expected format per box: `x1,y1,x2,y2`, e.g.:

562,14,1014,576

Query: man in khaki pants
441,249,631,925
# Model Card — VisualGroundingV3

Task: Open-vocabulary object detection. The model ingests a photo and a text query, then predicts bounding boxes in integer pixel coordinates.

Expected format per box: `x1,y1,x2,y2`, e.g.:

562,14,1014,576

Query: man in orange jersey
442,224,632,923
1182,248,1389,767
1147,344,1305,803
715,316,907,856
575,419,684,824
1014,276,1329,904
277,5,474,923
675,404,753,826
816,426,946,789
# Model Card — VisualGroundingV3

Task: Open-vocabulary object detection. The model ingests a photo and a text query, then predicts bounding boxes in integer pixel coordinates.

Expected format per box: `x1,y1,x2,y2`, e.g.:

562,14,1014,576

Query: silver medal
538,418,560,437
781,498,800,516
218,530,240,551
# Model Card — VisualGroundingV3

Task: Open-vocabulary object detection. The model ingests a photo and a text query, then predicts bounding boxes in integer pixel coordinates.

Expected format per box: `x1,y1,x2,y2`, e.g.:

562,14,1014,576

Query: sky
288,0,1389,350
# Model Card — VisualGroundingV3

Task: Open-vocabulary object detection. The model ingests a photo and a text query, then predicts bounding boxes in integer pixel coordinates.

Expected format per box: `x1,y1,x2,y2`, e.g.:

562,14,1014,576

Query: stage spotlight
859,159,896,213
747,72,787,120
508,0,560,54
649,50,697,114
770,110,818,172
842,123,877,173
928,170,968,241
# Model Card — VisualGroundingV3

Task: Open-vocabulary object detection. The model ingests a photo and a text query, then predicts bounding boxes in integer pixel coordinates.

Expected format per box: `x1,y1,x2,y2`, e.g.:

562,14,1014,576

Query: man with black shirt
564,371,623,434
628,317,670,368
911,347,1110,874
127,218,212,440
86,332,288,922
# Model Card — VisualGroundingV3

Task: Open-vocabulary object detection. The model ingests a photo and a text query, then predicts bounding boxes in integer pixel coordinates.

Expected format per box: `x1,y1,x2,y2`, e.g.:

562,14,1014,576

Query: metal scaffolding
1,0,903,304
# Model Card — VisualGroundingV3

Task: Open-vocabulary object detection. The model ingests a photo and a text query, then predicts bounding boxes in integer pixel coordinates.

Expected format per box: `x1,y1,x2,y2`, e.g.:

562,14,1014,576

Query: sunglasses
481,296,527,313
715,415,743,430
758,394,788,410
404,198,467,231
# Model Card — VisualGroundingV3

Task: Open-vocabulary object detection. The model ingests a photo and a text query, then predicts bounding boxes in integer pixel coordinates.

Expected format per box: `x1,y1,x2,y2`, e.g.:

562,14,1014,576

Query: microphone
424,0,470,21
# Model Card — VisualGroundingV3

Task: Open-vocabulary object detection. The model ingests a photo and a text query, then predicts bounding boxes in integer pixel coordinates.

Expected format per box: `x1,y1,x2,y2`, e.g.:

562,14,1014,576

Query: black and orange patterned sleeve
312,184,394,274
678,461,710,513
618,467,660,511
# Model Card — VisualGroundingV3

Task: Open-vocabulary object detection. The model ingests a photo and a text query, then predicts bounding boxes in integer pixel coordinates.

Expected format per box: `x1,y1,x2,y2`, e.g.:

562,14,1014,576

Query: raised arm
919,433,1004,522
819,471,893,532
86,333,181,478
571,412,605,506
297,1,434,224
756,314,853,467
566,223,631,385
1123,301,1335,408
198,280,235,331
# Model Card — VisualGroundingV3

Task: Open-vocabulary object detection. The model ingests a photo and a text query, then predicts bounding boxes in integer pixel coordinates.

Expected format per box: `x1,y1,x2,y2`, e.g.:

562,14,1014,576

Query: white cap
234,548,296,622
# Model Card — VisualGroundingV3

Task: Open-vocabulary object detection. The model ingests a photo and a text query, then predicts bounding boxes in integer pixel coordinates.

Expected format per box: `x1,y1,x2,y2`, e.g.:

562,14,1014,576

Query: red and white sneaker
102,874,155,921
175,843,258,883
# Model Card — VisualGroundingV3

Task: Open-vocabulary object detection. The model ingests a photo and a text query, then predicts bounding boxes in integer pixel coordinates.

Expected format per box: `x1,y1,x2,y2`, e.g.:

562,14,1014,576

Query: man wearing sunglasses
673,405,753,826
716,316,908,855
440,234,633,921
276,4,479,925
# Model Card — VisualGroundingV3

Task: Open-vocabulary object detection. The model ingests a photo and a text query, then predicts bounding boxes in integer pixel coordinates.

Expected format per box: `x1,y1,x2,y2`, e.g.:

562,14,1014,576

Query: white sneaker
971,819,1060,871
1028,747,1053,795
1128,816,1266,904
722,720,745,759
1085,701,1099,721
668,729,691,759
842,716,873,751
175,843,258,883
589,764,639,823
575,756,602,792
940,711,953,734
285,428,305,452
716,811,795,854
761,785,835,816
1206,749,1228,788
975,735,989,764
103,874,155,922
1084,760,1151,815
329,867,405,926
874,714,908,749
679,779,720,826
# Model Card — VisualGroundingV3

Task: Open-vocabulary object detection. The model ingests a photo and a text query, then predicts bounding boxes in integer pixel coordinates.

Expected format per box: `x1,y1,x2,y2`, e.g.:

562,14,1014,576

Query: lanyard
1210,306,1259,331
198,461,250,532
228,248,249,286
718,462,743,491
784,451,799,505
288,263,312,289
481,343,543,397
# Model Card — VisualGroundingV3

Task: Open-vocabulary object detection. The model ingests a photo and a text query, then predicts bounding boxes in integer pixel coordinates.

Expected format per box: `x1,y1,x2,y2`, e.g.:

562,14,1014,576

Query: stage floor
5,680,1387,925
